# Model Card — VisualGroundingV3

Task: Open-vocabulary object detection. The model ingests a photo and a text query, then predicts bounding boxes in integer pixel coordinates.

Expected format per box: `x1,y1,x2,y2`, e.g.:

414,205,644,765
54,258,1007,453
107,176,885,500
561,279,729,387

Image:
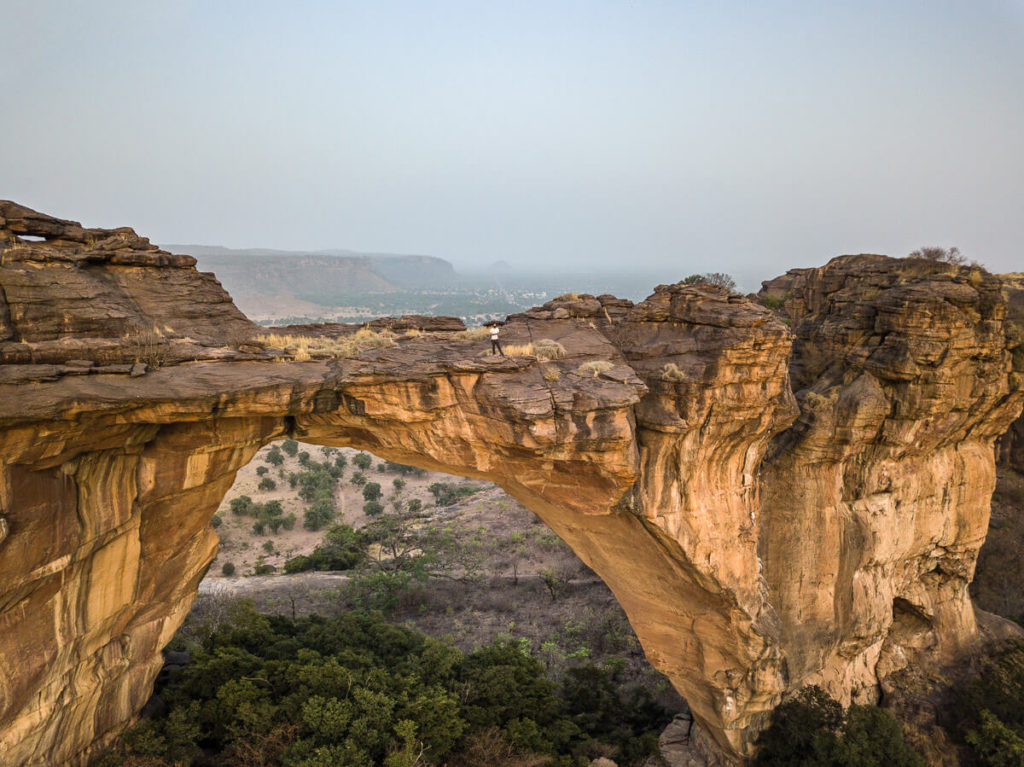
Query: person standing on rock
489,323,505,356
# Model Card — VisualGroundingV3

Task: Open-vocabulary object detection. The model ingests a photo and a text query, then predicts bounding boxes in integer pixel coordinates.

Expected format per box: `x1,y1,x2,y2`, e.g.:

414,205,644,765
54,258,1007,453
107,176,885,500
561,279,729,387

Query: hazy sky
3,1,1023,280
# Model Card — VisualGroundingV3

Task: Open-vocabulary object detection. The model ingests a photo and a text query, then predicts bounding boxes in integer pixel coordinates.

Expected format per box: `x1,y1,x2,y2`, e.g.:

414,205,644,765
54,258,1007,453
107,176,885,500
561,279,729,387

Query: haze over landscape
3,1,1023,279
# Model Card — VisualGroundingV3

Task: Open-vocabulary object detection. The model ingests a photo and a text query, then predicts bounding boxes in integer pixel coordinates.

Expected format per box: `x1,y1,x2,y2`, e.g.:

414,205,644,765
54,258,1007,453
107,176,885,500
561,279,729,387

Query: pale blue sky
3,1,1023,279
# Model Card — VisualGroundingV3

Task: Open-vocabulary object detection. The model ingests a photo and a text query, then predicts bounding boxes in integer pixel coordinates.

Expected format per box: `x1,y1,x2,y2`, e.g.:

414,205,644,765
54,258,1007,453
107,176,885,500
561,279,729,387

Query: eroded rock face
0,205,1021,766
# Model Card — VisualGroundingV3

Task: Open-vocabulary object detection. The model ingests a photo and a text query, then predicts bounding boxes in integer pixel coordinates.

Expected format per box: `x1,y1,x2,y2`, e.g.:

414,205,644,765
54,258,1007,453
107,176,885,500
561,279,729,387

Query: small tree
393,478,406,493
682,272,737,291
353,452,372,470
256,466,269,477
350,471,367,487
363,500,384,516
229,496,254,516
258,477,276,491
221,562,235,576
908,246,966,265
265,447,284,467
362,482,383,502
280,439,299,457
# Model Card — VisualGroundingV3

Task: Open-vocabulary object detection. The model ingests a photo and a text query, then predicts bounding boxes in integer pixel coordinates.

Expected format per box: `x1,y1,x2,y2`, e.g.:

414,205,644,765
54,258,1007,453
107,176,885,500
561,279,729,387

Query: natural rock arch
0,202,1022,766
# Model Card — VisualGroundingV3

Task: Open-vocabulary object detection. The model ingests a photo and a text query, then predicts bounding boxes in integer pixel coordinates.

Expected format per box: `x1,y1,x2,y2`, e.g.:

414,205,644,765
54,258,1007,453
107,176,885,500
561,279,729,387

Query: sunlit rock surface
0,203,1021,765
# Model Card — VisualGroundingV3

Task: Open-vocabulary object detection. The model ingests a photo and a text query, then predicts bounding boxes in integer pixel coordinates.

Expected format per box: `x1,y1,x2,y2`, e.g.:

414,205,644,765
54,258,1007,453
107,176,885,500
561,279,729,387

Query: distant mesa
161,243,458,298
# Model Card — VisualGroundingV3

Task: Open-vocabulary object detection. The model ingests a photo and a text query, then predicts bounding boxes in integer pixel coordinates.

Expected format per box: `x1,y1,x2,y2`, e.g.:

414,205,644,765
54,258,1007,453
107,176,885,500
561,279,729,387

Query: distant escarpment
0,203,1022,766
170,243,459,302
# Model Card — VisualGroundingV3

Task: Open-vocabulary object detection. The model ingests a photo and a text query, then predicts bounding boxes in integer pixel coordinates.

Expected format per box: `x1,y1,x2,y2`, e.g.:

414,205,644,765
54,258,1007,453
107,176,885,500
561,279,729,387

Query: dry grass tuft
577,360,613,377
541,366,561,382
662,362,686,382
256,328,397,360
503,343,535,357
533,338,566,360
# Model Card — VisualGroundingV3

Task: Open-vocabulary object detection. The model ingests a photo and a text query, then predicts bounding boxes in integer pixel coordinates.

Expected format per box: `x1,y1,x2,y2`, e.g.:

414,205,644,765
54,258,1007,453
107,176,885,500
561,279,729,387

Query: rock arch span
0,202,1021,765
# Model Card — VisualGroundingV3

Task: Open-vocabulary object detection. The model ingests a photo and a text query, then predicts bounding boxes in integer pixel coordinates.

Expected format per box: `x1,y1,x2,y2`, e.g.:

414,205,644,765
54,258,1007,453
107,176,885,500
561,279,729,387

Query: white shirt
490,327,499,339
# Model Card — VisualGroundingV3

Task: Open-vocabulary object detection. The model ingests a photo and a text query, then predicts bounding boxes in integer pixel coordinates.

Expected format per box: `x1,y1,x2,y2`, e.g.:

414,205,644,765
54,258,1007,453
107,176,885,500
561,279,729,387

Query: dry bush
126,328,169,368
577,360,613,377
542,366,561,382
533,339,566,360
256,328,397,360
456,326,491,340
446,727,550,767
662,362,686,382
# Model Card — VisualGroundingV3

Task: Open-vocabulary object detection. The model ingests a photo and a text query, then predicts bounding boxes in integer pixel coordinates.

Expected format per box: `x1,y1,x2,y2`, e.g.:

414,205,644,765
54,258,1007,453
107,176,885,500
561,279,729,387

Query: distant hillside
162,244,458,299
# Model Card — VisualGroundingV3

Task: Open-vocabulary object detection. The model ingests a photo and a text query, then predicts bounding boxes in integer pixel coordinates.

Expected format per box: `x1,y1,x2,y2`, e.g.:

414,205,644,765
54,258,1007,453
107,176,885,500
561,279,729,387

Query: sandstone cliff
0,204,1021,766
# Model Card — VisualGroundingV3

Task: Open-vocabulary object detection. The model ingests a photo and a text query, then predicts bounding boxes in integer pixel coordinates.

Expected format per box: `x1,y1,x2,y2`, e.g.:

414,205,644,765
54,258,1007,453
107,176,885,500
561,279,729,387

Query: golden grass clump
503,342,535,357
577,360,613,377
662,362,686,382
541,366,561,382
533,338,566,360
256,328,397,360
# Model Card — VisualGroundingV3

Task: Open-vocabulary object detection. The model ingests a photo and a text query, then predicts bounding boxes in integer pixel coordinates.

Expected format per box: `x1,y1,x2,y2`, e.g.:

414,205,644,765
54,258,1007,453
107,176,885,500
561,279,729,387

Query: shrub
577,360,613,377
533,339,566,360
393,478,406,492
304,499,335,531
253,562,275,576
662,363,686,382
682,272,737,291
350,471,367,487
265,447,285,466
385,461,426,476
256,465,269,477
753,686,922,766
363,500,385,516
353,452,373,470
952,640,1024,765
258,477,276,491
334,454,347,469
542,366,561,382
907,246,966,265
221,562,235,576
408,498,423,513
229,496,254,516
362,482,383,502
211,514,222,528
281,439,299,457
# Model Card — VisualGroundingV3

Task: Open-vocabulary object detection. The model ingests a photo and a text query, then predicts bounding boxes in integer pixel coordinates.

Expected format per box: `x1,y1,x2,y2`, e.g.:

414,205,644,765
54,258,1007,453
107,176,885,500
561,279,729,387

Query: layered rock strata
0,204,1021,765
